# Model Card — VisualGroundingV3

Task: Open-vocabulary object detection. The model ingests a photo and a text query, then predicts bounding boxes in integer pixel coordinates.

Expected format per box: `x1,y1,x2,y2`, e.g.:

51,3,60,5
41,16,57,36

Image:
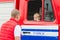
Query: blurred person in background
0,9,21,40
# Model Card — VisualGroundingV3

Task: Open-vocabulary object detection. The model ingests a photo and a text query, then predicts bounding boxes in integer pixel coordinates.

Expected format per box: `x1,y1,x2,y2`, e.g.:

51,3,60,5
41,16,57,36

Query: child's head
33,13,40,21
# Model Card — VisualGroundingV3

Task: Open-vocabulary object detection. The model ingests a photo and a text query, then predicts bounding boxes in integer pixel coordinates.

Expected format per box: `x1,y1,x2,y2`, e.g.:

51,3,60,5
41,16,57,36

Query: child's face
34,14,40,21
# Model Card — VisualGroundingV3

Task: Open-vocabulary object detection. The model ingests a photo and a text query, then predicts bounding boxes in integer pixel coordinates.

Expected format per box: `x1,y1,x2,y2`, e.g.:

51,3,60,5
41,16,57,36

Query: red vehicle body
0,0,60,40
16,0,60,40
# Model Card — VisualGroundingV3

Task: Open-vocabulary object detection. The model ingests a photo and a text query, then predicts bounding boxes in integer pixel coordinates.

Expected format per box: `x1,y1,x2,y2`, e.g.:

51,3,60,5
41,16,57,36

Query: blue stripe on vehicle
22,29,58,32
21,35,58,40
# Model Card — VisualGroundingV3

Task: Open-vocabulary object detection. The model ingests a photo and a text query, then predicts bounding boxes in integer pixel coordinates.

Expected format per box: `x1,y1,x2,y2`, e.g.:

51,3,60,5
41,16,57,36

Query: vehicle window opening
44,0,55,21
27,0,42,21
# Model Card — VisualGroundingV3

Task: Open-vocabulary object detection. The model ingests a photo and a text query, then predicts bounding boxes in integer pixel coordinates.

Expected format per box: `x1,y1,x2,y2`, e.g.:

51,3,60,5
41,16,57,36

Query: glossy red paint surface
15,0,20,10
0,0,14,2
53,0,60,24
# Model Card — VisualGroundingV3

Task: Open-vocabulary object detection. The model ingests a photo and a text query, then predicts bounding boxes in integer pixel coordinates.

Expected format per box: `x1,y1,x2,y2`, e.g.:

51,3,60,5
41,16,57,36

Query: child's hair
33,13,40,17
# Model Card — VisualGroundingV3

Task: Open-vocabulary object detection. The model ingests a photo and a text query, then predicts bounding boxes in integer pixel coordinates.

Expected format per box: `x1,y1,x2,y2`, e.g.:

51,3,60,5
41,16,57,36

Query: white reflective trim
22,25,58,30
